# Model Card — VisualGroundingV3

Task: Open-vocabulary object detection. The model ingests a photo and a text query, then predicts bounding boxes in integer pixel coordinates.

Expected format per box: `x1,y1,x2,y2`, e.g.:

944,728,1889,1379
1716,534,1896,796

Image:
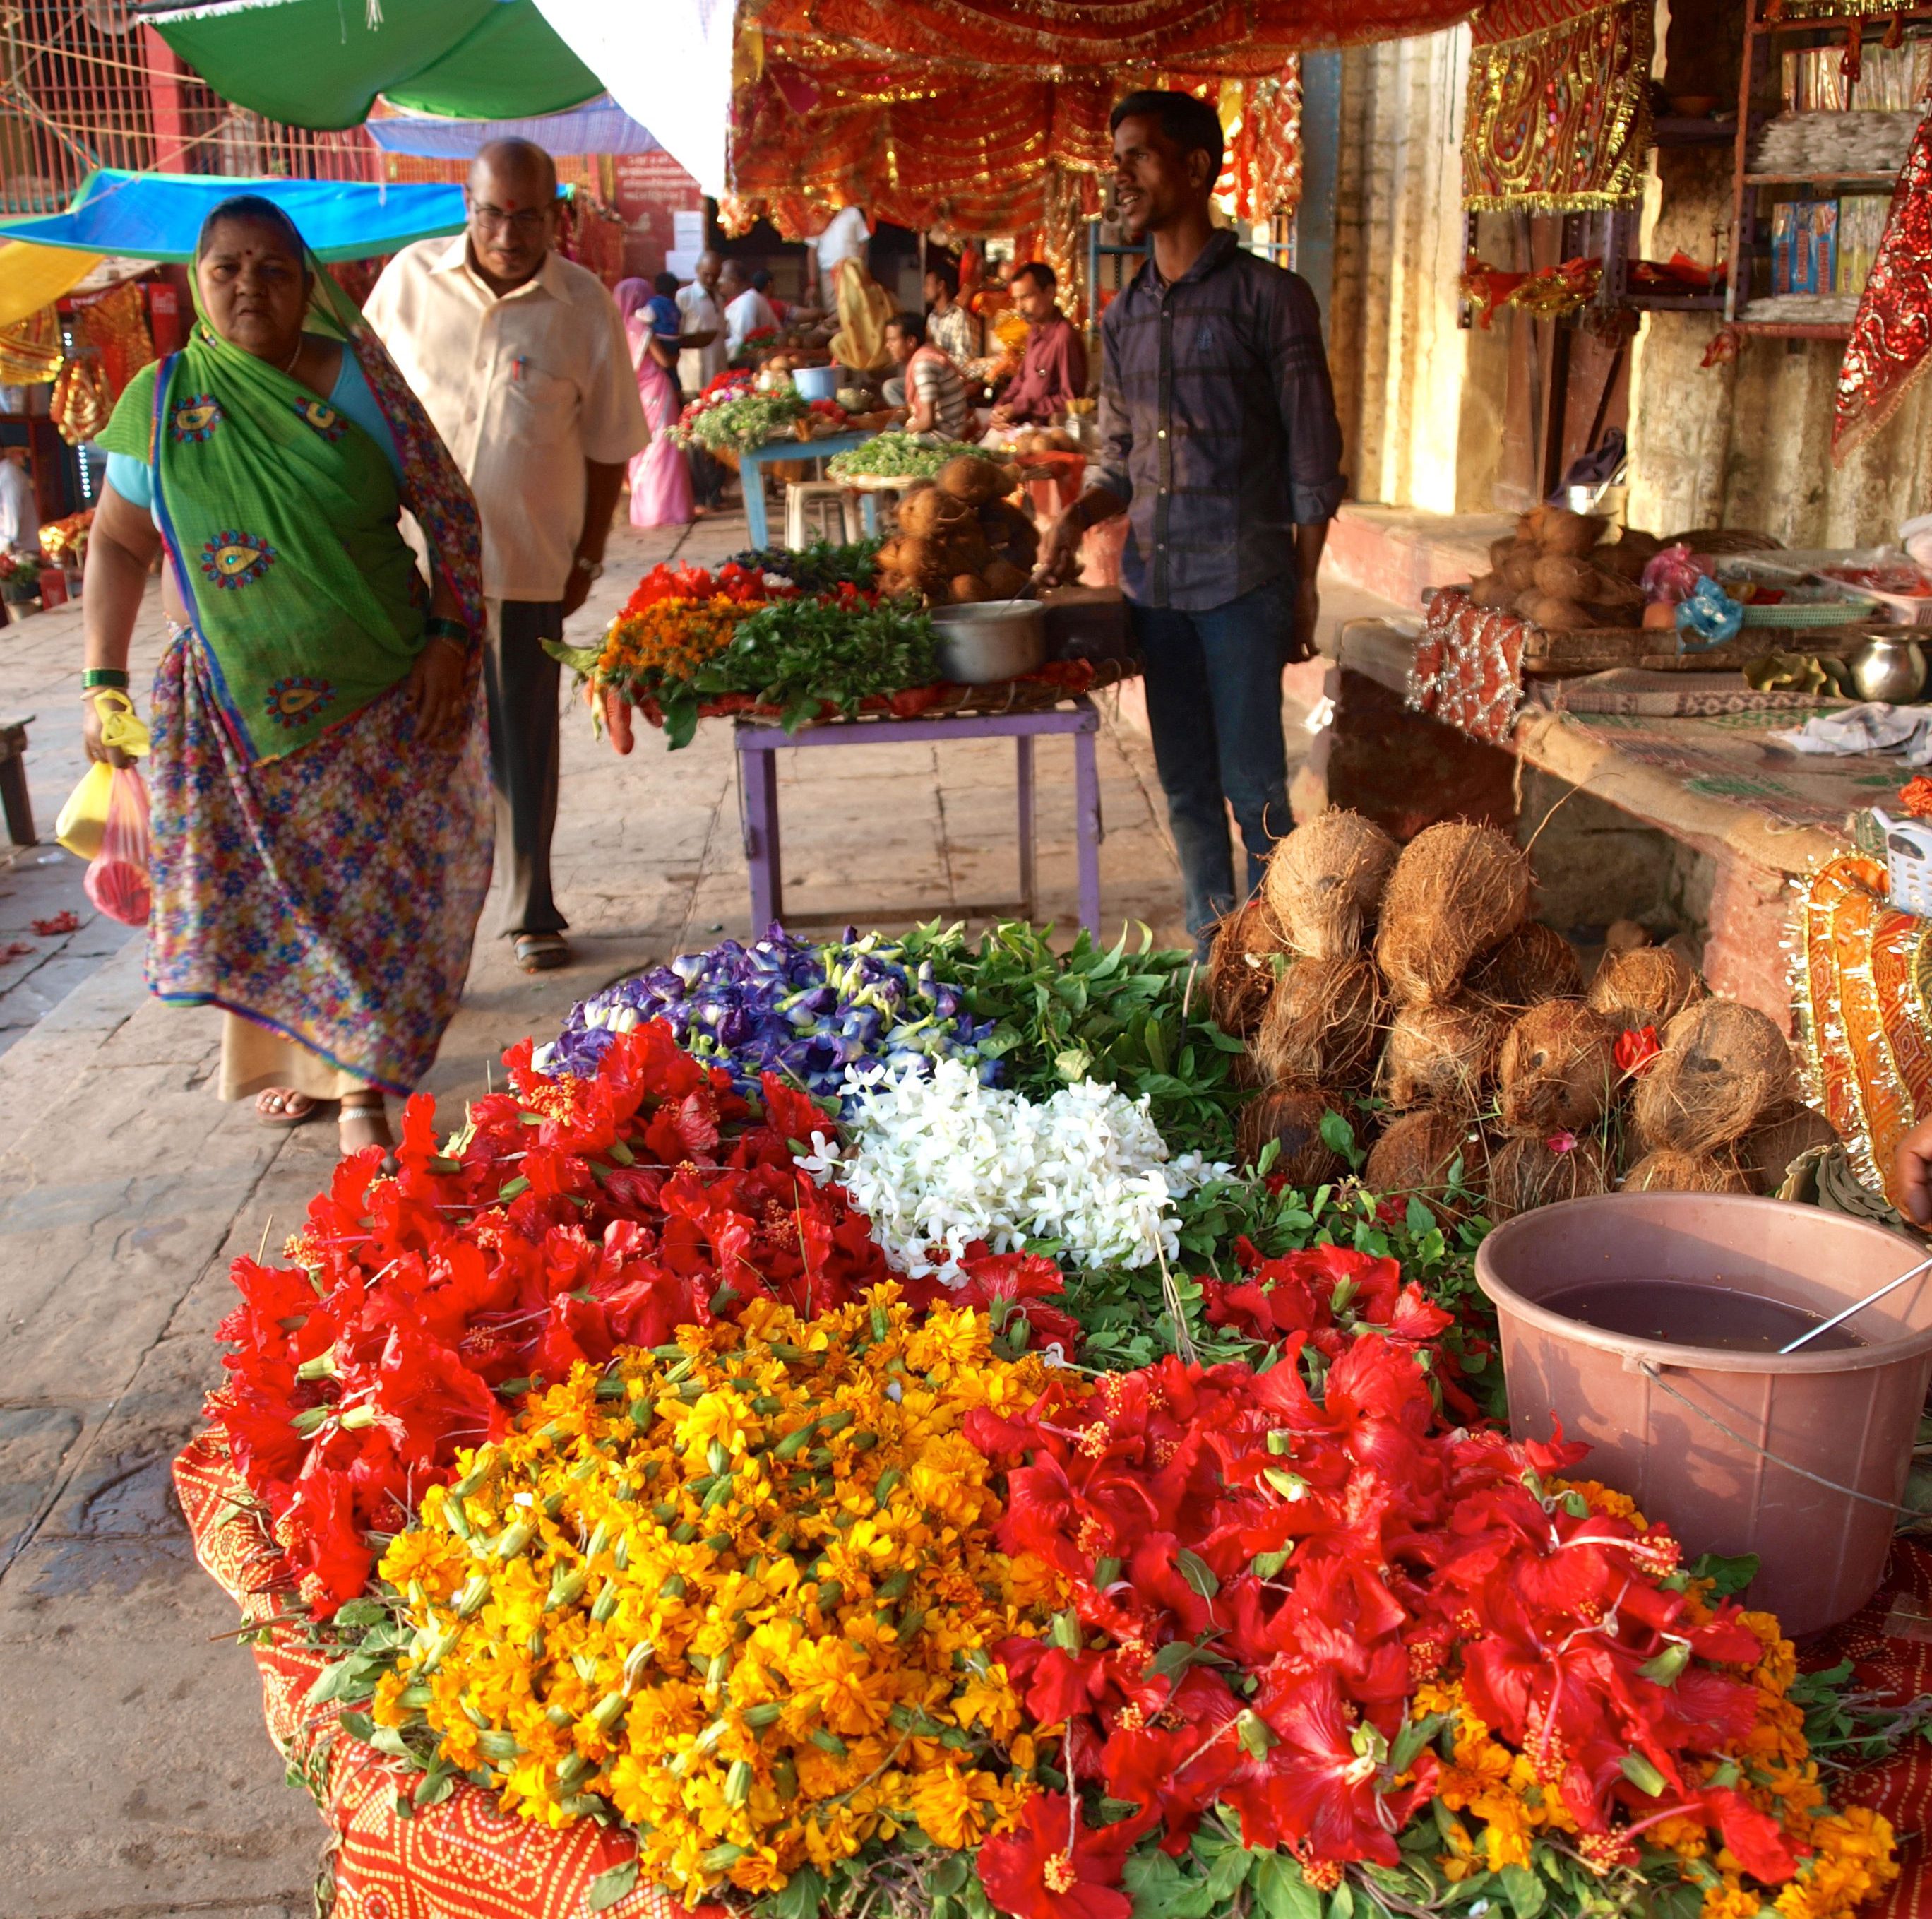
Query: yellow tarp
0,242,101,331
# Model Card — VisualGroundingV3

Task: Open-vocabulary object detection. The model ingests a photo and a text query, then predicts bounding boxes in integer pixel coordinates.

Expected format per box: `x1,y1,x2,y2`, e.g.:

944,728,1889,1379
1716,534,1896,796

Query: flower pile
537,925,1000,1101
800,1057,1229,1284
561,560,774,708
965,1336,1897,1919
366,1289,1065,1899
209,1025,903,1615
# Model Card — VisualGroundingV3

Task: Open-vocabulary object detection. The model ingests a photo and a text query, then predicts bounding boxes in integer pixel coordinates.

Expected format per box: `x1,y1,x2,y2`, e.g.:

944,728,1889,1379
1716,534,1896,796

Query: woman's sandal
255,1088,319,1128
513,932,571,973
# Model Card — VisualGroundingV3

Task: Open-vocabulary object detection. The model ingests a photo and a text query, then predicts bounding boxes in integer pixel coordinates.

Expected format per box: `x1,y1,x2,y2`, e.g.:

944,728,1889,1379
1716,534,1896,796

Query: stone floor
0,504,1393,1917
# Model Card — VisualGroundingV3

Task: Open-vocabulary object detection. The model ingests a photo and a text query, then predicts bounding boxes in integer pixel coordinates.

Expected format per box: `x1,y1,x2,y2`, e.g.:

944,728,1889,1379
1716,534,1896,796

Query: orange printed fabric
173,1428,683,1919
1794,855,1932,1212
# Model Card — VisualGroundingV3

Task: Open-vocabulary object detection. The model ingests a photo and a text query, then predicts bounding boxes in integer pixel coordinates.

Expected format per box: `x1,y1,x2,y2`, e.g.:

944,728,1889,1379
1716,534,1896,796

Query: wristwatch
573,554,604,583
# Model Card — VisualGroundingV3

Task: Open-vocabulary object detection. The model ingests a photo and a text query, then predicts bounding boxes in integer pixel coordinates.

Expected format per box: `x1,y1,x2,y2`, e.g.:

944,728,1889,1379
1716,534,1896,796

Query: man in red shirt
990,261,1088,427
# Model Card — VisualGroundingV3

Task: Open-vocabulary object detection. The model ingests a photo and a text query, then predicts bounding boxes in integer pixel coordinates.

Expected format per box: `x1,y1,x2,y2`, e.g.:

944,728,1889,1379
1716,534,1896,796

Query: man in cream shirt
364,138,647,973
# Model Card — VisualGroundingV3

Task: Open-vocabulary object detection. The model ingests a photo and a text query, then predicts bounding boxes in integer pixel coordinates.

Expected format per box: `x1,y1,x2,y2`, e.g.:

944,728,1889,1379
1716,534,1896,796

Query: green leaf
1688,1551,1760,1596
306,1655,377,1708
1500,1864,1546,1919
1328,1884,1356,1919
766,1865,826,1919
1176,1548,1219,1599
1203,1842,1256,1904
588,1859,641,1912
1254,1856,1325,1919
1319,1110,1354,1156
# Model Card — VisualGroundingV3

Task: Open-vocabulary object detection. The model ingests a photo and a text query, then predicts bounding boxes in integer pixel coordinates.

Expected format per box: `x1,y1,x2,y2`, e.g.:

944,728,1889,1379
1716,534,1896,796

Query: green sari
98,263,474,763
95,249,492,1096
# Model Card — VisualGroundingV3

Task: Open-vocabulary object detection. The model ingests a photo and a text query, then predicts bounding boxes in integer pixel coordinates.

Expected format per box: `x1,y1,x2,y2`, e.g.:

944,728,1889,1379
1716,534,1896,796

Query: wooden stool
783,482,859,550
0,712,36,845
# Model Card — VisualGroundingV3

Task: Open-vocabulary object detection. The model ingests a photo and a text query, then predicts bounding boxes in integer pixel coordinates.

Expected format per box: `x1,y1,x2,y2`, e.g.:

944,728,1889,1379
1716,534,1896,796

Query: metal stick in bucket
1778,1252,1932,1354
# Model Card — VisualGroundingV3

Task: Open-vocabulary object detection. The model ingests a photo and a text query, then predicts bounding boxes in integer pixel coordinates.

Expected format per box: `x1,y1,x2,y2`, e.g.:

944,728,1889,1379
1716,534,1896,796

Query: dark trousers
1131,578,1294,940
688,446,728,509
484,598,568,938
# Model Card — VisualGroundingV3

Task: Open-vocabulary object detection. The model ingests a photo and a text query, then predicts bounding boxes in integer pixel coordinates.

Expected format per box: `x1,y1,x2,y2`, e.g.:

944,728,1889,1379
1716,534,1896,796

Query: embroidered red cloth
1835,113,1932,465
1407,587,1530,745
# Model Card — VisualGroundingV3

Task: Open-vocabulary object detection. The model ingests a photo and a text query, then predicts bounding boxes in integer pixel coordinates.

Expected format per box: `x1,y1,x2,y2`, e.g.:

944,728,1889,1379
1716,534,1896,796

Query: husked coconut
1260,811,1399,961
1375,822,1532,1005
1496,999,1620,1138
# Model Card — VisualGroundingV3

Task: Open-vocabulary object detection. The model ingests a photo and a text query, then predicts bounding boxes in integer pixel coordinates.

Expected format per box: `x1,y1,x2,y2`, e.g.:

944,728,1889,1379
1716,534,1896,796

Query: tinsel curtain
1461,0,1653,210
726,44,1304,307
741,0,1477,66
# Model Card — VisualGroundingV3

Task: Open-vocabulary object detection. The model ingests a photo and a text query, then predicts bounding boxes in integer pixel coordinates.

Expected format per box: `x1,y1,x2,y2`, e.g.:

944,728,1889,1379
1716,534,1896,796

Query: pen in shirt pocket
511,355,528,382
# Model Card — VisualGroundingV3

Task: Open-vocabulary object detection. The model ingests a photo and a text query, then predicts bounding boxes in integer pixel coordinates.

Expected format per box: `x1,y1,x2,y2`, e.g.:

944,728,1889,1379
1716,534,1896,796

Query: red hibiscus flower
1614,1026,1662,1075
978,1794,1135,1919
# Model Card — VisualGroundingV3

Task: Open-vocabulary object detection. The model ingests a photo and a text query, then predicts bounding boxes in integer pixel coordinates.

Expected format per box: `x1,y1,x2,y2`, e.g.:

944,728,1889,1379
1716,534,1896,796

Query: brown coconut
1206,901,1289,1040
947,575,991,605
936,455,1006,506
1533,555,1603,600
1587,945,1704,1036
1469,922,1585,1012
1487,1134,1611,1218
1633,1000,1798,1155
1261,809,1399,961
1622,1148,1753,1194
1536,509,1609,556
982,559,1028,599
1236,1083,1356,1186
1501,550,1542,593
1365,1107,1490,1220
1736,1103,1839,1196
1522,594,1590,632
1381,997,1509,1112
898,487,973,541
1592,541,1650,584
1375,821,1534,1006
1470,572,1516,610
1496,999,1620,1138
1604,918,1652,955
1253,954,1385,1088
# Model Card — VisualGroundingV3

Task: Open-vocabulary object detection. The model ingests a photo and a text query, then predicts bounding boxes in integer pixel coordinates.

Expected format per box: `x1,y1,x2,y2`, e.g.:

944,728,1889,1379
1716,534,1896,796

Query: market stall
177,858,1932,1919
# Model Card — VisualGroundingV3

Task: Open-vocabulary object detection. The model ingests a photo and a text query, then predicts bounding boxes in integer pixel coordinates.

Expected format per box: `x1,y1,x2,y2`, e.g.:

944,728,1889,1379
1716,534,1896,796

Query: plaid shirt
1089,230,1346,611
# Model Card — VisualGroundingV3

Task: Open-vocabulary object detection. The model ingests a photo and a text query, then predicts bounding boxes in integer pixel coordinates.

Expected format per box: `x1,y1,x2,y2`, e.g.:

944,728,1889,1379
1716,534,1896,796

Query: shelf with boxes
1725,1,1931,330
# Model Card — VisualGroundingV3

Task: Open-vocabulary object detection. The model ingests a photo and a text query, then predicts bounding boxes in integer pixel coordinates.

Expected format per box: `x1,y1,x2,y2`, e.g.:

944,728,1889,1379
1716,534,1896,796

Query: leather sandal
255,1088,319,1128
513,932,572,973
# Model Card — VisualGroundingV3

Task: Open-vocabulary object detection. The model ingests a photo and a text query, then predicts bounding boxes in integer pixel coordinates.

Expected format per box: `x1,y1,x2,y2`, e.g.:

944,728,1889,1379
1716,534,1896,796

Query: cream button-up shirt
363,237,648,603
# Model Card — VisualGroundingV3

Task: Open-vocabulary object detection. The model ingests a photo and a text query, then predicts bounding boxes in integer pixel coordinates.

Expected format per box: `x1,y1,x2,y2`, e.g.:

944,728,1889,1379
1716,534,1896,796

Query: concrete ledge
1323,502,1513,610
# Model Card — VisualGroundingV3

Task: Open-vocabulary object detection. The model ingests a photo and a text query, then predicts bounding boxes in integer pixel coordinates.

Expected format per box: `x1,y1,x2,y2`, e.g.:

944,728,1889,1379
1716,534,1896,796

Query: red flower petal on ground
1614,1026,1662,1075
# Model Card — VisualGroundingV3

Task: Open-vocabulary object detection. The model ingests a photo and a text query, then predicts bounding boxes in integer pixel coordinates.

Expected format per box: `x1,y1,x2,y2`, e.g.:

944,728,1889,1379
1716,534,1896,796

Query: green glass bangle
82,667,130,689
423,616,470,648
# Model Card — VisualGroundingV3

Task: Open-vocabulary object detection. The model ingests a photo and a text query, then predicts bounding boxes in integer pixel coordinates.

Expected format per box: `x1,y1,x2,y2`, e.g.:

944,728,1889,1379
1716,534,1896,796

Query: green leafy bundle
658,597,940,747
826,433,1003,480
674,388,807,455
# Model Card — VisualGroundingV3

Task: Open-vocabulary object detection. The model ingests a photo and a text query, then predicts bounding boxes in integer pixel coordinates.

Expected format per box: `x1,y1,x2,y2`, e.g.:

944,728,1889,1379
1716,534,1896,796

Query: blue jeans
1131,578,1293,939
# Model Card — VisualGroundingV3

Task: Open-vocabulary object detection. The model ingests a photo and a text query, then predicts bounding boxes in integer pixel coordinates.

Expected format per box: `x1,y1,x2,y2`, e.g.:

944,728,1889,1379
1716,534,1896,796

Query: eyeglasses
468,201,554,236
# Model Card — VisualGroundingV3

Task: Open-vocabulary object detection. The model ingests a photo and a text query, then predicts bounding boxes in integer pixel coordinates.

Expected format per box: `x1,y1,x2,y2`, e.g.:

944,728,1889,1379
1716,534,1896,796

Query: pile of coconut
872,457,1039,605
1469,507,1660,634
1210,812,1836,1218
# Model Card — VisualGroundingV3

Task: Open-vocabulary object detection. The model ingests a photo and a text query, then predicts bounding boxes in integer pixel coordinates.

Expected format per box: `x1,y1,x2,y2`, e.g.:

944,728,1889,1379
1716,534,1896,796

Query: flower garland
366,1290,1063,1899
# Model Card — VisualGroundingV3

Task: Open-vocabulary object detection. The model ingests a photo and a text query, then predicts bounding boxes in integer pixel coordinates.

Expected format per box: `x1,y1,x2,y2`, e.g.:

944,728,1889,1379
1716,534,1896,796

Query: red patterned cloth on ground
1835,114,1932,464
1407,586,1529,744
1817,1540,1932,1919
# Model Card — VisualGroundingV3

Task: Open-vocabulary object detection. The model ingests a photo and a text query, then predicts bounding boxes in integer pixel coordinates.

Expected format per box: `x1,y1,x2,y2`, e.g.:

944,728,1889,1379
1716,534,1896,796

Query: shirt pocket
502,367,578,446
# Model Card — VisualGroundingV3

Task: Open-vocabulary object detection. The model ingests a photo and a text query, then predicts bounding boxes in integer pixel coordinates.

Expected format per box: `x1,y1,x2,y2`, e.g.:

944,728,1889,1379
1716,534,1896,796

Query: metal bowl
1849,636,1927,703
929,600,1046,684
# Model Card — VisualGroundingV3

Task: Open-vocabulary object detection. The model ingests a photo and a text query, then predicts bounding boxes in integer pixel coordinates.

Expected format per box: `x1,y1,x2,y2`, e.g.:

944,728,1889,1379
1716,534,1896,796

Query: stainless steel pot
1849,636,1927,703
930,600,1046,684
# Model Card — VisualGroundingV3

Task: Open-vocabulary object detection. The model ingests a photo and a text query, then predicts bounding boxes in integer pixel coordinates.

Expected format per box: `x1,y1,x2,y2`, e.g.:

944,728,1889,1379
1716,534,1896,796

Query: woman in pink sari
616,275,693,529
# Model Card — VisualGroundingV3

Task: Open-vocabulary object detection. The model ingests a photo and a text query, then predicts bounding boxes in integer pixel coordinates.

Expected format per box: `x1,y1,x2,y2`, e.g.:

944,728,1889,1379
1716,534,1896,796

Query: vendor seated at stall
721,260,780,357
989,261,1087,427
752,268,790,328
923,259,981,370
882,311,978,442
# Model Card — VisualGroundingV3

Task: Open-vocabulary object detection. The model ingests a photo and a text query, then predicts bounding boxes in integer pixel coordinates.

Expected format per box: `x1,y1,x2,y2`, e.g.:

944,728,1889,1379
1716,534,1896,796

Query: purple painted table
734,697,1102,932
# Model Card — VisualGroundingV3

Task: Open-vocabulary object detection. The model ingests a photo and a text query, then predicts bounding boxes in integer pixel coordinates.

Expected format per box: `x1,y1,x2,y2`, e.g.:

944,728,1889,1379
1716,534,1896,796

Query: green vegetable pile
725,539,882,594
825,434,1001,480
674,388,807,456
658,598,940,747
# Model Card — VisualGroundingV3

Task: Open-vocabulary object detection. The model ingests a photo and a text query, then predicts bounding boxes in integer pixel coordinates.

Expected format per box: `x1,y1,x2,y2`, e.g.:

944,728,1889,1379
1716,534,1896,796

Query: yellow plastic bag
56,691,150,860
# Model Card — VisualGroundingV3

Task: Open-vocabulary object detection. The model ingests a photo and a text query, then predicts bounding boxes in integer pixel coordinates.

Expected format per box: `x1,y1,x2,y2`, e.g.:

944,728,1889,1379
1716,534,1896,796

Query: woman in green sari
83,196,492,1155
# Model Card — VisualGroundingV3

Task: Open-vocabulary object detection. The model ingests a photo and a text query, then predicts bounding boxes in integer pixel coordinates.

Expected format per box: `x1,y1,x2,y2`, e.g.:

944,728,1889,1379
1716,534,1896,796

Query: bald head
465,138,559,295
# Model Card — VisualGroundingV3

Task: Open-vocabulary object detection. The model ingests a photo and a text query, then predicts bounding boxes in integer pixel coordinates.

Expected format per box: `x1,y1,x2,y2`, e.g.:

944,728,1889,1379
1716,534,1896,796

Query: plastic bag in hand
83,764,152,926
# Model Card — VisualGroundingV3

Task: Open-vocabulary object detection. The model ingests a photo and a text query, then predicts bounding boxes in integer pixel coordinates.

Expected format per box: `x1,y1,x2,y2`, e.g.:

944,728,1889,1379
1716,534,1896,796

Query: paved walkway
0,507,1384,1916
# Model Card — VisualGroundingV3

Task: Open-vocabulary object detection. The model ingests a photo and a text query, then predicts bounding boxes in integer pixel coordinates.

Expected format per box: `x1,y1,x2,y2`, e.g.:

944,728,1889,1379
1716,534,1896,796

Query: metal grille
0,3,609,215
